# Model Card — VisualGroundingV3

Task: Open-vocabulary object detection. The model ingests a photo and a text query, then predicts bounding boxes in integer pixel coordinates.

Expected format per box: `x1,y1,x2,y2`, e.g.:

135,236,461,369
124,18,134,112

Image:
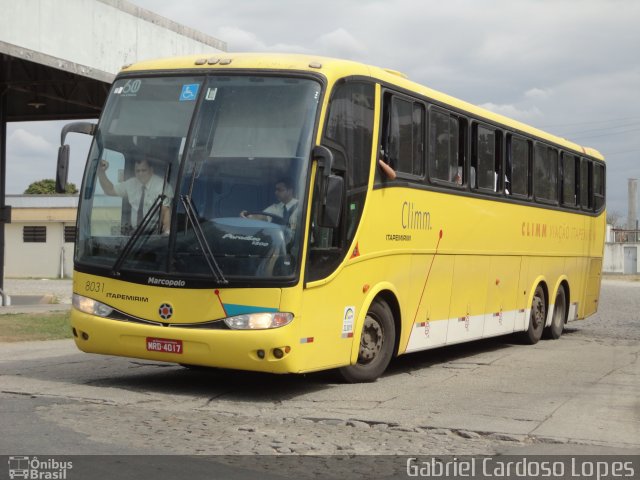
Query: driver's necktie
282,205,290,226
137,185,146,226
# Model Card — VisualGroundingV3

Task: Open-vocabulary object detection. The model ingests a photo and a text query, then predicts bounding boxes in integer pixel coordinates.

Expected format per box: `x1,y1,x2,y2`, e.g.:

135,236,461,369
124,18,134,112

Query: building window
23,226,46,243
64,226,76,243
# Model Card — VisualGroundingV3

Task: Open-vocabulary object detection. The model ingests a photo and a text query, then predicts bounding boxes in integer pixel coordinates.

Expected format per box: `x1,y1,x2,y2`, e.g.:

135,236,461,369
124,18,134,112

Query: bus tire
544,286,566,340
523,285,546,344
338,299,395,383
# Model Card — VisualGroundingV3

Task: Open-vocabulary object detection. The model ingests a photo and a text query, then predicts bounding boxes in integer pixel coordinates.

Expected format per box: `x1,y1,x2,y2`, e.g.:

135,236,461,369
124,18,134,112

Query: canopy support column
0,89,9,305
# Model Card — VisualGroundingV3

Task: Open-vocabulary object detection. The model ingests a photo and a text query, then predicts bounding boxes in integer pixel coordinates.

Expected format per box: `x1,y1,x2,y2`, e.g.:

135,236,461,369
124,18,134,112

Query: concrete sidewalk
0,278,72,314
0,303,71,314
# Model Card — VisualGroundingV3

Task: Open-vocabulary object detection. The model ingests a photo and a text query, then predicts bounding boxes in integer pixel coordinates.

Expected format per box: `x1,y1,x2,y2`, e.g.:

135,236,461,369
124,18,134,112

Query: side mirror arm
312,145,334,178
60,122,96,146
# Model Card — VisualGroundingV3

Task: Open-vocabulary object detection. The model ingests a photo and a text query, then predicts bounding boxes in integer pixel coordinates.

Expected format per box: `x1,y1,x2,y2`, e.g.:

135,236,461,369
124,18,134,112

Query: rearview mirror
55,122,96,193
318,175,344,228
55,145,70,193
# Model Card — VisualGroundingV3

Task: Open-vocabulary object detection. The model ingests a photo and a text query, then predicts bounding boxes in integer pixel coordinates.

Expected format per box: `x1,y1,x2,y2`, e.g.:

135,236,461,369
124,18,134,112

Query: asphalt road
0,279,638,477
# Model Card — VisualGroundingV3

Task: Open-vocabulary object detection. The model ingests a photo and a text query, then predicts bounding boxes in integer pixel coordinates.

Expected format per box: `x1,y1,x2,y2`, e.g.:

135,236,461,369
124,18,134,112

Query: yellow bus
58,54,605,382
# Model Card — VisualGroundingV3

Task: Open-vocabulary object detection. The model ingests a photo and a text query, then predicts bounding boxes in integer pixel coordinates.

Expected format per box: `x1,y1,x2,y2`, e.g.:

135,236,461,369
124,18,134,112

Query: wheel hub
359,316,383,364
532,296,544,329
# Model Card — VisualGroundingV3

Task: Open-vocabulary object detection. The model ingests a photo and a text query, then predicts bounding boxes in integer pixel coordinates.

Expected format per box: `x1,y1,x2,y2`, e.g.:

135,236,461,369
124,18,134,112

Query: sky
7,0,640,221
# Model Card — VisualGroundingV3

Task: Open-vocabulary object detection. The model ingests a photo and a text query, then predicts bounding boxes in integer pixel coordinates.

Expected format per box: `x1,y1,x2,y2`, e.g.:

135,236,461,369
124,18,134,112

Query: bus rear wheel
544,286,566,340
338,299,395,383
523,285,546,344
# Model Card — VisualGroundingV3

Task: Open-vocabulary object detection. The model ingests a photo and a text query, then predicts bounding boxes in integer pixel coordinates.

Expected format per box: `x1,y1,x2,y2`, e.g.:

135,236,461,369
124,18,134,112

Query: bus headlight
224,312,293,330
73,294,114,318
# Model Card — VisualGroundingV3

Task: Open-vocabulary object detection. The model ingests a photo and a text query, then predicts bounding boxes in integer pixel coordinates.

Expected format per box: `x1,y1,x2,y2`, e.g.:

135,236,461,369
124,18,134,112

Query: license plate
146,337,183,354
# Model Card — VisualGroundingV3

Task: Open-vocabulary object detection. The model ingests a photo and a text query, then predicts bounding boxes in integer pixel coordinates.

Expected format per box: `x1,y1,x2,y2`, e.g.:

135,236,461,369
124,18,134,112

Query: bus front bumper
71,309,302,374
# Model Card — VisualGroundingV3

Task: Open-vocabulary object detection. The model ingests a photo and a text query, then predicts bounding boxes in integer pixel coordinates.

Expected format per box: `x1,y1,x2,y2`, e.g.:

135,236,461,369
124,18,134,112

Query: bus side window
505,135,512,195
506,135,530,198
534,143,558,204
593,162,605,211
472,123,502,193
380,93,424,178
561,152,578,207
428,107,463,186
308,81,374,282
579,158,592,210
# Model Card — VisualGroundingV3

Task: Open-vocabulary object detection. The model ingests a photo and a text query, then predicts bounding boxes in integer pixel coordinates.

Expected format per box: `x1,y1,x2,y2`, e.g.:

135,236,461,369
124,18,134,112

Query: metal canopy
0,53,110,303
0,0,225,302
1,52,108,122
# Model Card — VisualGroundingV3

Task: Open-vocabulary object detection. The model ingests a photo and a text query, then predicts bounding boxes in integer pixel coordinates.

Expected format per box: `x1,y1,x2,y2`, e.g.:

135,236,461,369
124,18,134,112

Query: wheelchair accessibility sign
179,83,200,101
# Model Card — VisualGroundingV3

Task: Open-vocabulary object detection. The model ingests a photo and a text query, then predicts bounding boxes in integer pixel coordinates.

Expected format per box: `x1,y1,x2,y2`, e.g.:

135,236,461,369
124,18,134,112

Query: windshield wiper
180,194,228,284
112,194,165,275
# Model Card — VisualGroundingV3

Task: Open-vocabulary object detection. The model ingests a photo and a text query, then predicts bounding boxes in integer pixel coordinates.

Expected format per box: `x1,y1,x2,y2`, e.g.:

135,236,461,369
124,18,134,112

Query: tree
606,211,623,228
24,179,78,194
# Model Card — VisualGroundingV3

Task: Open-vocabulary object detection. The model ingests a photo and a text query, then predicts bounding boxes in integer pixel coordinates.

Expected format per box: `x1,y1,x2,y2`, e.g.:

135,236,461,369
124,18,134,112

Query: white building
4,195,78,278
603,225,640,275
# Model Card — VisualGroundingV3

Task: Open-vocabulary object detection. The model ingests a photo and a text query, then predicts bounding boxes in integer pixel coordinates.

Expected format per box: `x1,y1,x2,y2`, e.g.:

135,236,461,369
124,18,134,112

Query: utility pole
629,179,638,242
0,89,8,305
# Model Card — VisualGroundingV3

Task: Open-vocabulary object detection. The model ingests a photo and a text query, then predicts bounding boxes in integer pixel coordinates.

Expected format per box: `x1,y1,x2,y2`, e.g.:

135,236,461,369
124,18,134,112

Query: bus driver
240,178,299,234
97,158,173,234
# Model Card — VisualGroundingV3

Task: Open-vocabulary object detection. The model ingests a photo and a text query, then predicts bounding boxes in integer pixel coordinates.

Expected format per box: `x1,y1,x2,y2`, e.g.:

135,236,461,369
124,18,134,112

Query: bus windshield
76,74,322,284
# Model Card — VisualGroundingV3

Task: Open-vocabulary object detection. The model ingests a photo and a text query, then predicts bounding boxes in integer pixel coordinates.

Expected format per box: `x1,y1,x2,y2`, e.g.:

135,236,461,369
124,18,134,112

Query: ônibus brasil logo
8,456,73,479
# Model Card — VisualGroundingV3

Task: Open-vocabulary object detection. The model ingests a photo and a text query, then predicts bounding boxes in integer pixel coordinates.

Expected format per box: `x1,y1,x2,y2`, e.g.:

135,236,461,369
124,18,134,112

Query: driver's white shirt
114,174,174,227
263,198,299,231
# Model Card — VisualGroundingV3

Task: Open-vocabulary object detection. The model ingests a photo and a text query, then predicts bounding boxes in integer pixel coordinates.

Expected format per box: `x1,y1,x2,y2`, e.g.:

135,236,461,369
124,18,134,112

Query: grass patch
0,311,72,342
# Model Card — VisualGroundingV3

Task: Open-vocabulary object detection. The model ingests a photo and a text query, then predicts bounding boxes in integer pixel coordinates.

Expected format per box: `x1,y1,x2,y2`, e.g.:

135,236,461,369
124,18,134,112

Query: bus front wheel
524,285,546,344
338,299,395,383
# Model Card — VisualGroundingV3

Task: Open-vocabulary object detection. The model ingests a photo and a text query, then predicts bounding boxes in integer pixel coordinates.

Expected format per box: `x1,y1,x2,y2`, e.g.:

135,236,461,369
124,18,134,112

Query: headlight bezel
223,312,293,330
72,294,114,318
